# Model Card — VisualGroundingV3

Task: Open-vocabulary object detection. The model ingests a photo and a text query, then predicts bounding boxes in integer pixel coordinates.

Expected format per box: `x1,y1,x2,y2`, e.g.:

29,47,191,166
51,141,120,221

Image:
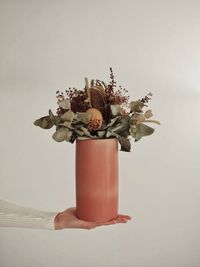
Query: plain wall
0,0,200,266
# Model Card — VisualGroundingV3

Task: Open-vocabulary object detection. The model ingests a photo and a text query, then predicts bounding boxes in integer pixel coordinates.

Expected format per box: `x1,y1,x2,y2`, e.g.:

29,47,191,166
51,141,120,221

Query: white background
0,0,200,266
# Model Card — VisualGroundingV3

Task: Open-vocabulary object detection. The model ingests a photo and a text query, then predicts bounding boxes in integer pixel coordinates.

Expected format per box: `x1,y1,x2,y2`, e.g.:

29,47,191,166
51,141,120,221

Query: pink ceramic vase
75,138,119,223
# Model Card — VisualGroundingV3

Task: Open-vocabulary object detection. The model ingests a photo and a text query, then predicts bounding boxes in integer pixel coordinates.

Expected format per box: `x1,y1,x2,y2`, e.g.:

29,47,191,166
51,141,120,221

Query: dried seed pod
85,108,103,131
89,86,107,108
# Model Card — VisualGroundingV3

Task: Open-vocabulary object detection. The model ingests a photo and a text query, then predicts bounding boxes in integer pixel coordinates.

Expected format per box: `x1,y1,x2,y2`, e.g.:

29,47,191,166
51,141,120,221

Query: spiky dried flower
105,68,130,106
86,108,103,131
139,92,153,104
106,85,130,105
109,67,116,89
87,119,102,131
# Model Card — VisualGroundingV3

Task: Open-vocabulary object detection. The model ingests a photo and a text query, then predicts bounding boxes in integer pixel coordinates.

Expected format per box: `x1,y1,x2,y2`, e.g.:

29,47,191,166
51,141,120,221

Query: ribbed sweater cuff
0,200,58,230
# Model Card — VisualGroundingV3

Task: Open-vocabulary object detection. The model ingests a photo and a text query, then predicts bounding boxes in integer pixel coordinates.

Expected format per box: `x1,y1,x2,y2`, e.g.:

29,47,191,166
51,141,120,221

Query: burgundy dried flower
105,68,130,106
56,88,90,114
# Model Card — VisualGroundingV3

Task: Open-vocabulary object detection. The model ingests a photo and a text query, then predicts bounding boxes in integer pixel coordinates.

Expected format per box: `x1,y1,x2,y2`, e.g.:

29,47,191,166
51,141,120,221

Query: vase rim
76,137,117,142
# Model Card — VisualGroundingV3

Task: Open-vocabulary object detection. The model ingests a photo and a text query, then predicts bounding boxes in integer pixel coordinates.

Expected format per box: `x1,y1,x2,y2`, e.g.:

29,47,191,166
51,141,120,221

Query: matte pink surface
76,138,119,223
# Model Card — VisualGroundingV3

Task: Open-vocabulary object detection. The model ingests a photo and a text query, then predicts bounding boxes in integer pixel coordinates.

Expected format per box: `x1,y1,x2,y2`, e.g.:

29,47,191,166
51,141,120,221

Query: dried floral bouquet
34,68,160,152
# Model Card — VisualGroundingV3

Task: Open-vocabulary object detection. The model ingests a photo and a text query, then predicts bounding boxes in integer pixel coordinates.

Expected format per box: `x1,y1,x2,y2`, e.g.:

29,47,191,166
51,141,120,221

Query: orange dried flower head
86,108,103,131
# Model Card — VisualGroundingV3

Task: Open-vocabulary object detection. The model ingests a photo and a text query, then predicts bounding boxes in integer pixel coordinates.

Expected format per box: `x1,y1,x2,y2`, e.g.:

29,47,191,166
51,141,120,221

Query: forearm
0,199,58,230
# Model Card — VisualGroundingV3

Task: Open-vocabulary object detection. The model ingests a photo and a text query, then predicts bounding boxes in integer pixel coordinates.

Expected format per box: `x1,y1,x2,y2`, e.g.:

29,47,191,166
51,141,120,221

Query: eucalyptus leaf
98,121,107,130
110,105,121,116
110,116,131,138
105,130,112,138
129,101,144,113
49,109,60,126
130,123,155,141
57,98,70,110
33,116,54,129
60,110,74,122
72,121,85,128
74,129,84,136
97,130,106,138
52,127,72,142
59,121,72,128
144,119,161,125
144,109,153,119
68,133,76,143
131,113,145,125
80,127,93,137
77,136,91,140
106,116,121,128
117,136,131,152
105,130,118,138
75,112,91,124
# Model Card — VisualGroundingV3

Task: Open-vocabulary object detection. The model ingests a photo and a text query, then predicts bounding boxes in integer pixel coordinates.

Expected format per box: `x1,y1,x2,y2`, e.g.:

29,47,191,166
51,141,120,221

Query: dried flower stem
144,119,160,125
85,77,91,107
140,92,153,103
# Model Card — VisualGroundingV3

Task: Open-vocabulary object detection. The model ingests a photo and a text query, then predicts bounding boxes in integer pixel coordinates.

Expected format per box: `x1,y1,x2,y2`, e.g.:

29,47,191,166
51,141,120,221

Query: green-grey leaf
144,119,161,125
59,121,72,128
105,130,112,138
77,136,91,140
97,130,106,138
105,130,118,138
80,127,93,137
75,112,91,124
74,129,84,136
57,98,70,110
106,116,121,128
130,123,155,141
49,109,60,126
129,101,144,113
98,121,107,130
110,105,121,116
52,127,72,142
117,136,131,152
60,110,74,122
131,113,145,125
72,121,85,128
110,116,131,138
68,133,76,143
33,116,54,129
144,109,153,119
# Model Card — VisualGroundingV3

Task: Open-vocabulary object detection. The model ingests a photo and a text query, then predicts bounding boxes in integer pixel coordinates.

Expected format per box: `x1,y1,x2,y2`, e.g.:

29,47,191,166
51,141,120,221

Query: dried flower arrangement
33,68,160,152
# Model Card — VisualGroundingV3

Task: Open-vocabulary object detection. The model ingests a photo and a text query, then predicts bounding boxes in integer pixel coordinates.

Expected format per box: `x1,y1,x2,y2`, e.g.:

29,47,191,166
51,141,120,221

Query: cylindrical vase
75,138,119,223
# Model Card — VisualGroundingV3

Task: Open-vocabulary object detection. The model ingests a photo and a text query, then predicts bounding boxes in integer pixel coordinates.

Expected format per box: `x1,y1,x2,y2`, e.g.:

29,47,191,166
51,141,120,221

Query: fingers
82,216,132,230
83,220,115,229
117,214,132,220
115,218,128,223
94,216,131,227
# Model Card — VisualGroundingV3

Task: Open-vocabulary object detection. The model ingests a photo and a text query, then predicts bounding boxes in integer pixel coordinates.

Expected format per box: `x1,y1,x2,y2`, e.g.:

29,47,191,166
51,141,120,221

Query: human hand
54,207,132,230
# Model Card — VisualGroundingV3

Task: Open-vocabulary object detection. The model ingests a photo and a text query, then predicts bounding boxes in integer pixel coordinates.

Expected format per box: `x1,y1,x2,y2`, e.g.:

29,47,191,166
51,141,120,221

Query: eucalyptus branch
144,119,161,125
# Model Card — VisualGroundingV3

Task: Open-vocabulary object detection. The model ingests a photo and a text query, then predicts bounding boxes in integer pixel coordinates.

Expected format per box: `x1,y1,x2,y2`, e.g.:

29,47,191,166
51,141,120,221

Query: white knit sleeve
0,199,58,230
